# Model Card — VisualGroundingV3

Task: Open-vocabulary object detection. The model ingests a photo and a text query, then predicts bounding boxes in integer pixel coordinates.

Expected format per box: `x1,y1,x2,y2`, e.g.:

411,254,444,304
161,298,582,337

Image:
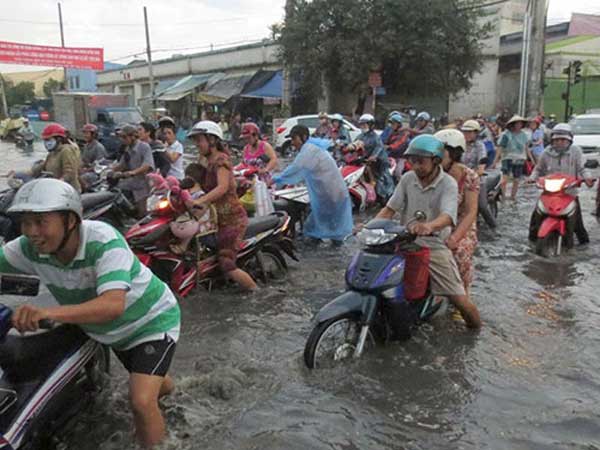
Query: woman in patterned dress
435,129,480,295
185,120,257,291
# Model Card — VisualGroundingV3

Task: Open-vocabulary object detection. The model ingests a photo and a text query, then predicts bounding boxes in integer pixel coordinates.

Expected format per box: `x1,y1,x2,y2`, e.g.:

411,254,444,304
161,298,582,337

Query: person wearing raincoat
272,125,353,244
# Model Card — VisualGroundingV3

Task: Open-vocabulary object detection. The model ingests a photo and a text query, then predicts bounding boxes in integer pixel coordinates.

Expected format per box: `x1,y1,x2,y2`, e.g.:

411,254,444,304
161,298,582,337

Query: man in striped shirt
2,179,180,449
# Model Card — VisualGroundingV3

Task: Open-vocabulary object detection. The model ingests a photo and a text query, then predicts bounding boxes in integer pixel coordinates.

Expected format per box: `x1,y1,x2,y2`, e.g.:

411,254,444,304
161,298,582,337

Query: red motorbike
533,173,585,257
339,150,399,211
125,175,296,297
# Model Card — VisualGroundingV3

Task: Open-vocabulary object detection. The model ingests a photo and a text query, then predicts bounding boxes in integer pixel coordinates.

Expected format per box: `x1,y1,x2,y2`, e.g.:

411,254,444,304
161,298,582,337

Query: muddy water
1,141,599,449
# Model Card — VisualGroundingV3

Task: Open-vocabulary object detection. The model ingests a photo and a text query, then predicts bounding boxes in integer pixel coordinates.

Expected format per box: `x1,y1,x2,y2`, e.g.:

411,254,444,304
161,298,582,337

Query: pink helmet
170,219,200,240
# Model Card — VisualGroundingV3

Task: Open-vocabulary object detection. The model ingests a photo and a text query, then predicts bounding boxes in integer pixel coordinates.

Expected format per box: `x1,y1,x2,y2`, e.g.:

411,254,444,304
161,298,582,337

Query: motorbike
338,149,398,211
0,275,109,450
272,186,310,238
532,173,585,257
478,170,502,229
0,171,137,244
14,132,34,150
303,213,447,369
125,175,297,297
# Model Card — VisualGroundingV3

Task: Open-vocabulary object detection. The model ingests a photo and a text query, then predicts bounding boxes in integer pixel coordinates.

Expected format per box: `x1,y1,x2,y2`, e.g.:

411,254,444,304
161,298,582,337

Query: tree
273,0,494,111
4,81,35,107
43,78,63,98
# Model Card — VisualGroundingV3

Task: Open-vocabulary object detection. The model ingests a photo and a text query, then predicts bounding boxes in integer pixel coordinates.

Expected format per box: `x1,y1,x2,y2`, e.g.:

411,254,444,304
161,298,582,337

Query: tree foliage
43,78,62,98
4,81,35,107
274,0,494,103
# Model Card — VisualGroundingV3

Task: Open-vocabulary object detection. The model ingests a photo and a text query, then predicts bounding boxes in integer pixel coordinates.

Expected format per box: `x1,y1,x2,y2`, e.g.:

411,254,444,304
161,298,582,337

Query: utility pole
0,75,8,119
143,6,155,106
525,0,548,116
517,1,531,116
281,0,295,113
58,3,68,91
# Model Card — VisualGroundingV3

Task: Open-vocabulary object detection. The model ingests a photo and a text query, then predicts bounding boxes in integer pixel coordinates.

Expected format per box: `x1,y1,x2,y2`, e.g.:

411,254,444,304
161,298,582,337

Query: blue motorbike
304,214,446,369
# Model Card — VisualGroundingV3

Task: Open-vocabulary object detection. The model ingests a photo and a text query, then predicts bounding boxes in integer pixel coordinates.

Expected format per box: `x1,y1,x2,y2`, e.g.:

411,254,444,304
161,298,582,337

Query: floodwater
1,140,599,450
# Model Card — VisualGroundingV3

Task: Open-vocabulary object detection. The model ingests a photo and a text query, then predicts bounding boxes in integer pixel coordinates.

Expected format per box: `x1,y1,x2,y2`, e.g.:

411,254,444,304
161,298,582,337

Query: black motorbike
303,214,447,369
0,172,137,244
478,170,502,229
0,275,109,450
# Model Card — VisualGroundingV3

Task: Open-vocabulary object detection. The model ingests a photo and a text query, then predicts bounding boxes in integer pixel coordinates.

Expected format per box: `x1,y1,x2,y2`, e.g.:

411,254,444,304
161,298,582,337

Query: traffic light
573,60,583,85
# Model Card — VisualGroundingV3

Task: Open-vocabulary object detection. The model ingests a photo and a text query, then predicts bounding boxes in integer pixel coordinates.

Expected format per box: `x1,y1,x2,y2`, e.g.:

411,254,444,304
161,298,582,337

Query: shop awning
241,70,283,99
155,73,221,101
200,71,257,103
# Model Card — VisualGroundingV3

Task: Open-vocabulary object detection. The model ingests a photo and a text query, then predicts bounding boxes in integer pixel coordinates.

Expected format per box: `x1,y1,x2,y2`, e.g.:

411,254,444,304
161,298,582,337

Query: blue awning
241,71,283,99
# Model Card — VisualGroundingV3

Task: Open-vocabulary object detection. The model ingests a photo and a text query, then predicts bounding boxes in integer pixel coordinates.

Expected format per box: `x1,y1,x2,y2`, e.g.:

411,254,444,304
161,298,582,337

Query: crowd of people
1,104,595,448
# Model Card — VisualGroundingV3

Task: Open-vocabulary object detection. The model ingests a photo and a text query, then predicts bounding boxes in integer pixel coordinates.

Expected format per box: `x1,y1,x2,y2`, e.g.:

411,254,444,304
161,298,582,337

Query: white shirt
166,140,184,179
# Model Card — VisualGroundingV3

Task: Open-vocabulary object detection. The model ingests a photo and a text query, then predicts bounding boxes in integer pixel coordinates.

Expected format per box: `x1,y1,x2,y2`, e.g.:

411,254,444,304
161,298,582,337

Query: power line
457,0,511,11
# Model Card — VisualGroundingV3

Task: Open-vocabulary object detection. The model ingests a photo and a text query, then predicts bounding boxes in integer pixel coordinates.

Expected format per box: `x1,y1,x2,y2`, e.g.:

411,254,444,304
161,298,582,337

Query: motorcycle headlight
357,228,396,246
544,178,565,193
146,194,170,213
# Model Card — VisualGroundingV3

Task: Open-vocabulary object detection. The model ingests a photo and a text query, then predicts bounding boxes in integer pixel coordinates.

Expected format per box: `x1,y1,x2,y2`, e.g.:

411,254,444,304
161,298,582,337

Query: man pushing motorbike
527,123,594,244
2,179,180,448
372,135,482,329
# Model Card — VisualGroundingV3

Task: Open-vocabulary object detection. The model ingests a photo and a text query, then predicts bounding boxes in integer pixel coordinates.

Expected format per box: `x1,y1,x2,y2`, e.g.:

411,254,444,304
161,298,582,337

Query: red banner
0,41,103,70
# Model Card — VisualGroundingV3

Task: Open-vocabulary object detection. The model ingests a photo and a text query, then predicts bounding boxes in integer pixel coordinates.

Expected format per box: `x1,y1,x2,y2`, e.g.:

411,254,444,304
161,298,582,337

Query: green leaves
275,0,493,104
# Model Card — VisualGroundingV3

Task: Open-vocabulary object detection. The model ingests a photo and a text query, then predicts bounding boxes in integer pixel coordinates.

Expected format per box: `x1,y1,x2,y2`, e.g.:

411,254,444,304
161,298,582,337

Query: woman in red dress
185,121,257,291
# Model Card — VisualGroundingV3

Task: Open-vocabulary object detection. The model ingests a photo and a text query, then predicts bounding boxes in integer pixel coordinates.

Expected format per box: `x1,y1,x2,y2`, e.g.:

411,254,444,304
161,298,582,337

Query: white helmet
187,120,224,140
551,123,573,142
358,113,375,124
8,179,83,220
434,129,466,152
460,119,481,132
416,111,431,122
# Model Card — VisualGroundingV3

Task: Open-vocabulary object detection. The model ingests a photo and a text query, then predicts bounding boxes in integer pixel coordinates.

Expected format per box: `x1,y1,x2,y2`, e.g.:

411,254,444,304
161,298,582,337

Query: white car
273,114,362,152
570,114,600,168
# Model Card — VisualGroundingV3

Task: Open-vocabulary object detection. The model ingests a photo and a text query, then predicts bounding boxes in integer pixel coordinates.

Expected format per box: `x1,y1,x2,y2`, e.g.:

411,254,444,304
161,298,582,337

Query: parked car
273,114,362,154
570,114,600,168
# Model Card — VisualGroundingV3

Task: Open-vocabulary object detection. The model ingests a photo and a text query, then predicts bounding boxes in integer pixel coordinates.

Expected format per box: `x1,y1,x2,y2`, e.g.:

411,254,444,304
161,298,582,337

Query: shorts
114,335,176,377
501,159,524,178
428,247,466,297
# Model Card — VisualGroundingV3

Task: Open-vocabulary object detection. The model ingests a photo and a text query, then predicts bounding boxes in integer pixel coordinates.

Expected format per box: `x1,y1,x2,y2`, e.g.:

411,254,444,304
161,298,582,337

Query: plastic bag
254,178,274,217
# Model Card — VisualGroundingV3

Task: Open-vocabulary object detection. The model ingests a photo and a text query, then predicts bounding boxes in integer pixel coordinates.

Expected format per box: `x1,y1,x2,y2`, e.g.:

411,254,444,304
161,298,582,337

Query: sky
0,0,599,73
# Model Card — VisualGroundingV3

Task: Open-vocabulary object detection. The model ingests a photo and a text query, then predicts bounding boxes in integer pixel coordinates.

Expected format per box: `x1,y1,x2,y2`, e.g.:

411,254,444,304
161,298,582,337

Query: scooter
303,213,446,369
0,275,109,450
479,170,502,229
532,173,585,257
0,172,137,244
125,176,297,297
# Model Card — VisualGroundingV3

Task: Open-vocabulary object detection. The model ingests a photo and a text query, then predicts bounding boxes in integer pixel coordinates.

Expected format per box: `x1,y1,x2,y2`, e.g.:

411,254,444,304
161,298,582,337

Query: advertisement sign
0,41,103,70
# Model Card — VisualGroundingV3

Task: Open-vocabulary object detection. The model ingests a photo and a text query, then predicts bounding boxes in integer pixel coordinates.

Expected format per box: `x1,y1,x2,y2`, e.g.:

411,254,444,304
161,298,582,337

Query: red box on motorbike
398,247,430,301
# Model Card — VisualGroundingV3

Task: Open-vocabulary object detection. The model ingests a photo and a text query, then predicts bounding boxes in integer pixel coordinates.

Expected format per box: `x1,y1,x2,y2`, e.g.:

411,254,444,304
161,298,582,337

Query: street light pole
58,3,68,91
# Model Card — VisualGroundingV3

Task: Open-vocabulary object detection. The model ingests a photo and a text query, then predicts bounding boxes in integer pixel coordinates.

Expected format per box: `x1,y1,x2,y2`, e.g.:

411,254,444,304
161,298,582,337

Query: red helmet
82,123,98,134
41,123,67,140
241,122,260,137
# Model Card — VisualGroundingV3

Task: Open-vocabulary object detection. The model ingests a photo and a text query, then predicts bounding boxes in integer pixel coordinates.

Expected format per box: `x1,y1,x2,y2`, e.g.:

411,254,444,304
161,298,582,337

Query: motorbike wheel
303,314,374,369
259,247,288,281
85,344,111,391
535,231,561,257
479,200,497,229
489,196,499,219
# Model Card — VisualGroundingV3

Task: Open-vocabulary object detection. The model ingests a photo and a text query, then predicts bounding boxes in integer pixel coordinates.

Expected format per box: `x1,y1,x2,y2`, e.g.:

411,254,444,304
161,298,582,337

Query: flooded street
2,141,600,449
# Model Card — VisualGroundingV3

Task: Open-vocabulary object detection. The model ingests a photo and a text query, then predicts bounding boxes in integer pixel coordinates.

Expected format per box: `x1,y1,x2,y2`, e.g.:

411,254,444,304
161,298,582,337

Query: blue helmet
404,135,444,159
389,113,403,124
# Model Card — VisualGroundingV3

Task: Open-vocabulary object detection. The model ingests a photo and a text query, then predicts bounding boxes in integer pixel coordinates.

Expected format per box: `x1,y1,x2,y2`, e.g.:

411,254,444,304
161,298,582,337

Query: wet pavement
1,140,599,449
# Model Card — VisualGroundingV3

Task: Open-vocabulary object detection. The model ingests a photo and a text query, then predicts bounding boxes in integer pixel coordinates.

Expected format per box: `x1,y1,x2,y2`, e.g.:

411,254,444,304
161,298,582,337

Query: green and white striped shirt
0,220,180,350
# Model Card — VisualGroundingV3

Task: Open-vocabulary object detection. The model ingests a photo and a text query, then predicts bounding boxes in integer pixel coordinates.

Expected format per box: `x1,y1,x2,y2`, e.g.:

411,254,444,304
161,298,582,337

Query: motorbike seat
0,325,88,382
244,213,283,239
81,191,117,210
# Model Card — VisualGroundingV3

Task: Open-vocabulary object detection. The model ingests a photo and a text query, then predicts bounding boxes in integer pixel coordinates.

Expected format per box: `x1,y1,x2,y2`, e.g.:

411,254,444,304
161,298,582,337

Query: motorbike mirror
0,275,40,297
414,211,427,222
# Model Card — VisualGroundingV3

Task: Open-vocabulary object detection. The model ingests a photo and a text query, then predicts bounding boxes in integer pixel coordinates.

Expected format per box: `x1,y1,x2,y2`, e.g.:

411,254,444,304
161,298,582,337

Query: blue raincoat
273,138,353,241
356,130,395,200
